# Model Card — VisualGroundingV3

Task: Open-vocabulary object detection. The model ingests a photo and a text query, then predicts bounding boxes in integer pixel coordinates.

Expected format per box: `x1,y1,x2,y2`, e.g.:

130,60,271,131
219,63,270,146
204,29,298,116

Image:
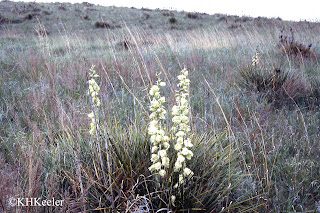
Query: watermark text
8,197,64,207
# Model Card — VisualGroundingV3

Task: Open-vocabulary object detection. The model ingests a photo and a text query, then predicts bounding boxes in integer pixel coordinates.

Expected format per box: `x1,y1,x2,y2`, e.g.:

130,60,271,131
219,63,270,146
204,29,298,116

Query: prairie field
0,1,320,212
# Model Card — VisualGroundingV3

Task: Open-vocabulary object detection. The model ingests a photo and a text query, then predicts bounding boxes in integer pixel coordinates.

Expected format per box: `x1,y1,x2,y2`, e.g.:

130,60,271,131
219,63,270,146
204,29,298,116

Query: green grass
1,1,320,212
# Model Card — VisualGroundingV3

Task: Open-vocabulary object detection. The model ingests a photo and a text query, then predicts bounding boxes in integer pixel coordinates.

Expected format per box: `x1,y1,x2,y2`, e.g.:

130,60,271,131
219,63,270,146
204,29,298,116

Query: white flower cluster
172,68,194,188
252,51,259,67
88,65,101,107
88,65,100,135
148,76,170,177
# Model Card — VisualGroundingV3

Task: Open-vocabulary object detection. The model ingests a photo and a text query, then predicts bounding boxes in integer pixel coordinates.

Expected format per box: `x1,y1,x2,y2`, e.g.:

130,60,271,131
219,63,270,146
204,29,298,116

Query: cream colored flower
151,154,159,162
88,65,101,135
148,74,170,177
171,195,176,206
172,68,194,185
162,157,170,168
162,142,170,149
149,85,159,96
149,162,161,171
159,169,166,177
151,146,158,153
174,143,183,151
88,112,94,119
159,82,166,87
183,167,194,178
176,131,185,137
252,51,259,67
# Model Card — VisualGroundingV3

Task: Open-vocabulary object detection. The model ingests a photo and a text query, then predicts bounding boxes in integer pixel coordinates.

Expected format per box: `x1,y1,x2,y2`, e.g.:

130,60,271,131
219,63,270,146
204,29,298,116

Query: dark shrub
141,7,152,11
32,7,41,12
42,10,51,15
0,15,9,24
186,12,199,19
238,54,320,109
229,24,242,29
162,12,173,17
24,13,33,20
117,40,132,50
218,16,228,22
168,17,177,24
141,12,150,20
82,2,94,7
95,21,114,29
278,29,316,58
58,5,67,11
10,19,23,24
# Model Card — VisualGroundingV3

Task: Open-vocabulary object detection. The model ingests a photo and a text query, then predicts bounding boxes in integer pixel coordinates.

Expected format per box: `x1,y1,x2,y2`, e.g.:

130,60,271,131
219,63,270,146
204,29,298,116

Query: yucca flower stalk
172,68,194,189
252,51,260,67
88,65,101,135
148,73,170,178
87,65,114,208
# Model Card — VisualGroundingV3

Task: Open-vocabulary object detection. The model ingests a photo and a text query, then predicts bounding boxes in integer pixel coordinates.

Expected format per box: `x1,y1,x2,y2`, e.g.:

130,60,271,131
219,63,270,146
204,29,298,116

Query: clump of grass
278,28,316,58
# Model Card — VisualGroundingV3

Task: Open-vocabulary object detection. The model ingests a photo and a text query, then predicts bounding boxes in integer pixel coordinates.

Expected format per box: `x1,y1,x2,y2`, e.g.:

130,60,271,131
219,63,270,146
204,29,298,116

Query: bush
186,12,199,19
24,13,39,20
58,5,67,11
168,17,177,24
117,40,131,50
56,68,257,212
42,10,51,15
83,14,89,20
238,53,320,109
94,21,114,29
162,12,173,16
278,29,316,58
0,15,9,24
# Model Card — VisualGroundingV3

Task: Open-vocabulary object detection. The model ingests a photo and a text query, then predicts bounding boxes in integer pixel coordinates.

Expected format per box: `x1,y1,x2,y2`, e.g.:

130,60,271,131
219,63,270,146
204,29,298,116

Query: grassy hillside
1,1,320,212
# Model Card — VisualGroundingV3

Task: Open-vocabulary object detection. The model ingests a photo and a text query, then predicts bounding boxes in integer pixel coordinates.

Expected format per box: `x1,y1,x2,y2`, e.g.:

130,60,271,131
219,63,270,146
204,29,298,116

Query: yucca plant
43,66,259,212
142,69,258,212
238,52,293,108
